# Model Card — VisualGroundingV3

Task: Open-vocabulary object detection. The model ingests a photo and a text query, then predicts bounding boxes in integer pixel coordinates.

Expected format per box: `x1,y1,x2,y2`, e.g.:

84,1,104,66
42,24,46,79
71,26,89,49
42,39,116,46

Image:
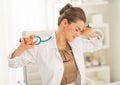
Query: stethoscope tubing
19,36,52,45
35,36,52,45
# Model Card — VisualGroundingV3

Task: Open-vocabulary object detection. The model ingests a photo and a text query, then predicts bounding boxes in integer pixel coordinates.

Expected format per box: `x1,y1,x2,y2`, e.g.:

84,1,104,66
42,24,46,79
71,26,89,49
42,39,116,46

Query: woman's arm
8,35,38,68
80,28,104,52
10,35,37,59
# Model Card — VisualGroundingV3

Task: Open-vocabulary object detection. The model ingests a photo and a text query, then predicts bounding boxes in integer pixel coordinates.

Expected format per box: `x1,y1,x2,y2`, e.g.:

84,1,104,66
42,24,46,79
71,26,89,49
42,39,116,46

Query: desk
102,82,120,85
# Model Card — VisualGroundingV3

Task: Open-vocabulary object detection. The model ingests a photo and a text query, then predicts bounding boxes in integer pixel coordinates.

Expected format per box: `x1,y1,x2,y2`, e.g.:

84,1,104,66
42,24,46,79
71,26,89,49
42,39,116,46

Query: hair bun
59,3,72,15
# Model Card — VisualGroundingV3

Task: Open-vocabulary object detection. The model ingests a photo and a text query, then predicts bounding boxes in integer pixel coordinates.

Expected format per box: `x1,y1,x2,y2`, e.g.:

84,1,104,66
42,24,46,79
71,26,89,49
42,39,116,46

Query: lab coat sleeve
82,29,104,53
8,46,39,68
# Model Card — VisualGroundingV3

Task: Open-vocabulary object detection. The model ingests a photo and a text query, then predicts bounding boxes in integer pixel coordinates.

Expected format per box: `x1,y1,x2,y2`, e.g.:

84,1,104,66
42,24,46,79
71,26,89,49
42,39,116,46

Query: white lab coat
8,31,103,85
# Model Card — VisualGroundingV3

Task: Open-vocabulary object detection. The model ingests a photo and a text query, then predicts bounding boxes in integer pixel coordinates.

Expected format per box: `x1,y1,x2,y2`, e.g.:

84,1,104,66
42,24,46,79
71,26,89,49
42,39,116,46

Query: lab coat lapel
50,33,63,62
68,38,85,85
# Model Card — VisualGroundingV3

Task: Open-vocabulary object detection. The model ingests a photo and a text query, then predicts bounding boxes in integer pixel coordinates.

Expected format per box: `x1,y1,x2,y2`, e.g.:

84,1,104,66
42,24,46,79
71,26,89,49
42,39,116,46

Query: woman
9,3,103,85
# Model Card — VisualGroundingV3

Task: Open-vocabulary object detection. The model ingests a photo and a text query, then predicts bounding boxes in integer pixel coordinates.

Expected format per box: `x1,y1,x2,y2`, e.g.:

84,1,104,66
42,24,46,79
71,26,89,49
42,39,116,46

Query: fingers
29,35,35,39
23,35,36,45
80,28,97,38
32,39,38,45
18,35,37,51
89,32,97,38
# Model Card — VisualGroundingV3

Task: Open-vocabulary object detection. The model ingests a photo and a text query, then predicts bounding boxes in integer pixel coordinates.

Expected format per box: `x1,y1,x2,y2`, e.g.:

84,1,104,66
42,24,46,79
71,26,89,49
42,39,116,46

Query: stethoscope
19,36,52,45
35,36,52,45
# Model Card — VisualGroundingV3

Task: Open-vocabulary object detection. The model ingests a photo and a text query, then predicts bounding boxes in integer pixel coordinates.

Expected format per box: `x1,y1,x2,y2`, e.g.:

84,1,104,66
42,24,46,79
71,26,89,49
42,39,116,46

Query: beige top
59,43,78,85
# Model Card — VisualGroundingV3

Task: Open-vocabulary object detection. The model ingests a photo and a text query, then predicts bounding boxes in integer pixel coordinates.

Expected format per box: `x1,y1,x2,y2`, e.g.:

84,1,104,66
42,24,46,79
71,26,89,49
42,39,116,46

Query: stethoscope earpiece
86,24,92,28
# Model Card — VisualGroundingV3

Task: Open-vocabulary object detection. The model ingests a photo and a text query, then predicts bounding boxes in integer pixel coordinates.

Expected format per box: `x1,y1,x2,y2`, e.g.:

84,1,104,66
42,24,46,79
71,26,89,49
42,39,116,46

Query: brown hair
58,3,86,26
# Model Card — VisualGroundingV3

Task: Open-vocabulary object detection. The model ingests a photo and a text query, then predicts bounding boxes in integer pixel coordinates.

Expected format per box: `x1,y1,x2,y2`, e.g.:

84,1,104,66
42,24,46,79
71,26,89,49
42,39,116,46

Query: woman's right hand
11,35,37,59
19,35,37,50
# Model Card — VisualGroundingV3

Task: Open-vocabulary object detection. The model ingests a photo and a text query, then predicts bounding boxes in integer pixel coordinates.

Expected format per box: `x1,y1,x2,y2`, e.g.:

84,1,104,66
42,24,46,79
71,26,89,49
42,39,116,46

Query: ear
61,19,69,27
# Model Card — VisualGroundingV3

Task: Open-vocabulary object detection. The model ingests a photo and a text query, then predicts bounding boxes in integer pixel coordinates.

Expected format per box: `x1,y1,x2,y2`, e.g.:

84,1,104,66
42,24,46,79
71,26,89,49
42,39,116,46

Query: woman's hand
20,35,37,50
11,35,37,59
80,28,97,38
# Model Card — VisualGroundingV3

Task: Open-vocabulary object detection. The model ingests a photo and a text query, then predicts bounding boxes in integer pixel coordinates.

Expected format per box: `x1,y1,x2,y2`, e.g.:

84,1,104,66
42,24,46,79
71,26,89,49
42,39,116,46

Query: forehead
75,20,85,29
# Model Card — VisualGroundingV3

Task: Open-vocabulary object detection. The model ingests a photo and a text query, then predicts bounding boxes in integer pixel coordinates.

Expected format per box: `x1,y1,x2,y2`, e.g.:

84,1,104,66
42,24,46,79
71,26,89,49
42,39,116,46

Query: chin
68,38,74,42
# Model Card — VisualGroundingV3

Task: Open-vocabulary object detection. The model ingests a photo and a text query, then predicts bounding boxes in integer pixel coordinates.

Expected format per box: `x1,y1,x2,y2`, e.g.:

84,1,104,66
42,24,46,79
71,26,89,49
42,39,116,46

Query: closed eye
76,27,83,33
75,28,79,32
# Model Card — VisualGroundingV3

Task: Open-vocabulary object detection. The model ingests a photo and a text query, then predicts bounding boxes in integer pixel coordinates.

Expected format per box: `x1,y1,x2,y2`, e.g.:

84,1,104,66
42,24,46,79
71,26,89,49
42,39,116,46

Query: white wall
0,0,47,85
0,0,10,85
47,0,59,29
106,0,120,82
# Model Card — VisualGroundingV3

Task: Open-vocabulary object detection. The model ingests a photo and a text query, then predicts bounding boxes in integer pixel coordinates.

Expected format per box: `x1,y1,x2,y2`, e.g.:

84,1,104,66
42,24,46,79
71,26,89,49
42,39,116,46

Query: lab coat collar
49,32,58,49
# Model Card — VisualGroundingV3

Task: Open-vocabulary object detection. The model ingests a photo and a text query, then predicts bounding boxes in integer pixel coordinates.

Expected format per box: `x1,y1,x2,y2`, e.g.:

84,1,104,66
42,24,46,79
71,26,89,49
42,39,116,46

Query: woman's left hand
80,28,97,38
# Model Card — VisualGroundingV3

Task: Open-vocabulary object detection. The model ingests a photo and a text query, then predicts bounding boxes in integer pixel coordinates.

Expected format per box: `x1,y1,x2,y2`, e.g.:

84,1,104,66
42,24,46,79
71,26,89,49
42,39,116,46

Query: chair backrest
22,30,55,38
23,30,55,85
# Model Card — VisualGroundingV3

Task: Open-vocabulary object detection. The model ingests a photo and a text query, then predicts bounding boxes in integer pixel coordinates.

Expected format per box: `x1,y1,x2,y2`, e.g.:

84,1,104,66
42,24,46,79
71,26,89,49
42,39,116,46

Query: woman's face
64,19,85,42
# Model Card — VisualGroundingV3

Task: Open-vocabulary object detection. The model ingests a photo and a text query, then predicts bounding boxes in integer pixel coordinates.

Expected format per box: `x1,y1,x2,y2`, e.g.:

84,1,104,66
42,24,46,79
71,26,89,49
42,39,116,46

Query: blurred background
0,0,120,85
